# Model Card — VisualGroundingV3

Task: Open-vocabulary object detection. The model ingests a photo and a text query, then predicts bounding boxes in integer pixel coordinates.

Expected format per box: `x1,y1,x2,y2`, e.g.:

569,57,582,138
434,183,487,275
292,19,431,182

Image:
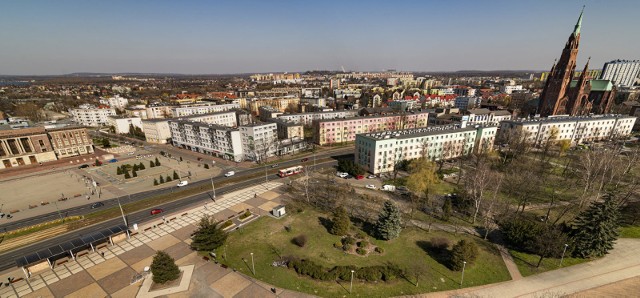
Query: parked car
356,175,365,180
367,175,376,179
337,172,348,178
78,164,90,169
301,158,309,162
177,181,188,187
91,202,104,209
109,159,118,163
150,208,164,215
271,164,279,168
365,184,377,189
381,185,396,192
224,171,235,177
344,175,354,179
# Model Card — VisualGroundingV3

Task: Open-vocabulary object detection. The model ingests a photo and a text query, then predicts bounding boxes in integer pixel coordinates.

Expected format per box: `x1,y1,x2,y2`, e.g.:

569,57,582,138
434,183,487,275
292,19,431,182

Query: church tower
538,8,584,116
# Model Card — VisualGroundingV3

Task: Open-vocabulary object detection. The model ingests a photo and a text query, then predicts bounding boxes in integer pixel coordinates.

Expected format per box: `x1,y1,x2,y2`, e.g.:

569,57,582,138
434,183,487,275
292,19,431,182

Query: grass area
0,216,82,241
509,249,590,277
383,177,407,186
619,226,640,238
216,209,511,297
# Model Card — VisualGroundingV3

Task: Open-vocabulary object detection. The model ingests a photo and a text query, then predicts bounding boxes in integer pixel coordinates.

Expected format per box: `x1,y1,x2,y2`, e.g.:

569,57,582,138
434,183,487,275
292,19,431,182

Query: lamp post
460,261,467,287
250,252,255,275
54,202,64,222
210,177,216,199
349,270,355,294
559,243,569,267
118,197,128,227
264,163,268,183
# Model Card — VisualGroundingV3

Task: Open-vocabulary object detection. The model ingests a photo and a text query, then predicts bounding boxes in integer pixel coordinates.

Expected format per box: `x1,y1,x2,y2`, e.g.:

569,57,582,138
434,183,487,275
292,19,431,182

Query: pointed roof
574,6,584,36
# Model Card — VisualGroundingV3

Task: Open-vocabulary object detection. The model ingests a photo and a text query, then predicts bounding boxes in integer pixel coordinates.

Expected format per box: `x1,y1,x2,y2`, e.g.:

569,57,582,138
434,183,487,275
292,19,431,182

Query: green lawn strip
508,249,590,277
619,226,640,238
0,216,82,241
215,209,510,297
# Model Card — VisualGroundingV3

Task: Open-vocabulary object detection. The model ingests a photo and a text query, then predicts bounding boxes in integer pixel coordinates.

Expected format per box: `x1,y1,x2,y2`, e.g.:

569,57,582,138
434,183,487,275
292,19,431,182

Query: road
0,148,350,233
0,158,338,272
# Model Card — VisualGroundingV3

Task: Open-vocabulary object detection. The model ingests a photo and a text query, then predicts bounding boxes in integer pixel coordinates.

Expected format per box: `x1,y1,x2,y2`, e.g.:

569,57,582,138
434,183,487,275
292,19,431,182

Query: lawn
509,249,590,277
216,209,511,297
619,226,640,238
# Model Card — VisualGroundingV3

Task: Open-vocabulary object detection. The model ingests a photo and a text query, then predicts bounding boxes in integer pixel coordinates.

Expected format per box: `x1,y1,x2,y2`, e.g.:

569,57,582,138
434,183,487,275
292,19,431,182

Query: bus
278,166,303,178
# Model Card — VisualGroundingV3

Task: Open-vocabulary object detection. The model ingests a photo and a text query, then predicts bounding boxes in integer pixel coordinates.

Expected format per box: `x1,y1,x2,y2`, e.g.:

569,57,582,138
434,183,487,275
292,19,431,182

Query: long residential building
355,125,497,174
171,103,240,117
465,109,512,125
313,112,430,146
142,111,237,144
498,114,637,146
169,120,244,162
0,126,94,169
600,59,640,87
69,104,117,127
278,110,360,126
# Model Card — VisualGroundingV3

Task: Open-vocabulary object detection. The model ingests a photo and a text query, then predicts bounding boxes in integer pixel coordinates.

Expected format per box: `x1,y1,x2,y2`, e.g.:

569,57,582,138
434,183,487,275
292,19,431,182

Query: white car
365,184,377,189
367,175,376,179
224,171,235,177
337,172,348,178
177,181,188,187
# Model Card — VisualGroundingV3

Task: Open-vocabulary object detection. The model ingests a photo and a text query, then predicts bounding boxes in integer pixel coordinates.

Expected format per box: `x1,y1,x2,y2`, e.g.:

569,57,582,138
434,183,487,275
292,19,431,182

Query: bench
182,213,188,216
10,278,23,284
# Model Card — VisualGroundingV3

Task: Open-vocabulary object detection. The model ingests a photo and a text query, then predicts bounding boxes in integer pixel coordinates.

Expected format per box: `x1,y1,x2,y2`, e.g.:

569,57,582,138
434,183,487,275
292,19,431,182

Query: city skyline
1,0,639,75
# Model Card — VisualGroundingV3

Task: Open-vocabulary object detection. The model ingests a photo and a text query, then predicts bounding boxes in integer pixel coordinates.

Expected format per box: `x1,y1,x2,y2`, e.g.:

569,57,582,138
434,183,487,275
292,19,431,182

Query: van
381,185,396,192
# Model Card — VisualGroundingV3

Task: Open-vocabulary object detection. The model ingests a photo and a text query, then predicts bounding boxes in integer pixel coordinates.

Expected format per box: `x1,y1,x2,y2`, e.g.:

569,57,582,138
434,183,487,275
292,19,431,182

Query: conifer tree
159,176,165,184
154,178,159,186
155,157,161,166
375,201,402,240
173,171,179,180
450,239,478,271
330,206,350,235
190,215,228,251
150,160,155,168
116,167,122,175
139,162,145,170
150,251,180,284
569,195,621,258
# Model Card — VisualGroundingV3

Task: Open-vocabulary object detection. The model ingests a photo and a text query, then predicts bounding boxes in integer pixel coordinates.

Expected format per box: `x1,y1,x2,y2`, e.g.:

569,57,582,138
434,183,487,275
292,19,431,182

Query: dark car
150,208,164,215
91,202,104,209
301,158,309,162
78,164,90,169
344,175,354,179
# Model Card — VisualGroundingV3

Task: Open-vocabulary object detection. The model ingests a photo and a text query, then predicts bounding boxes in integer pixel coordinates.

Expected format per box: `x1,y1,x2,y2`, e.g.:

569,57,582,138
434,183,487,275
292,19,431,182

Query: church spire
574,6,584,36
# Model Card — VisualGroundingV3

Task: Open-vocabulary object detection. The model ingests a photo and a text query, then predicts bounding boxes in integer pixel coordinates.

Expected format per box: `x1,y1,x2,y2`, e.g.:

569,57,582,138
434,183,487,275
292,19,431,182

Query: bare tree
464,153,495,224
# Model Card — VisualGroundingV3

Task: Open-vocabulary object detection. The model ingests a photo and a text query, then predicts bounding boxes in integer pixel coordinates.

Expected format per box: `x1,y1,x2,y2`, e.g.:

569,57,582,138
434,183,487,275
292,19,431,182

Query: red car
356,175,365,180
301,158,309,162
150,208,164,215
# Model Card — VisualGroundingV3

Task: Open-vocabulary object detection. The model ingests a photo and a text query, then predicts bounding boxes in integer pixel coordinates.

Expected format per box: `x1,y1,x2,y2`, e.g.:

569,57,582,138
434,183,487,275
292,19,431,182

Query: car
224,171,235,177
337,172,348,178
271,164,279,168
91,202,104,209
150,208,164,215
78,164,90,169
344,175,354,179
301,158,309,162
0,213,5,218
177,181,188,187
356,175,365,180
127,152,135,155
367,175,376,179
365,184,376,189
109,159,118,163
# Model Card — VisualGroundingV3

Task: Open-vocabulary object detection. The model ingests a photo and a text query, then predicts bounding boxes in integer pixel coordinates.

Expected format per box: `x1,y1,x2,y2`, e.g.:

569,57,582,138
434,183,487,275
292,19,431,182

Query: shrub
357,241,369,248
133,164,139,171
150,251,180,284
139,162,145,170
354,231,366,239
240,210,252,219
331,265,356,281
342,244,351,251
374,246,384,253
173,171,179,180
221,220,233,228
132,170,137,178
150,161,155,168
153,179,159,186
356,266,384,281
356,248,367,255
450,239,479,271
284,225,292,232
431,237,451,250
293,234,308,247
155,157,160,166
159,176,165,184
342,236,356,246
124,171,131,179
204,164,210,169
333,241,343,248
166,176,172,182
116,167,122,175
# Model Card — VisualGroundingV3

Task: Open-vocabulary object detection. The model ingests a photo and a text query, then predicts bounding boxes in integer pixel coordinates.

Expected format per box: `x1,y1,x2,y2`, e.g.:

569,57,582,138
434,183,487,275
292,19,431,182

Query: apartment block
107,116,144,134
355,125,497,174
171,103,240,117
239,123,278,162
270,118,304,140
69,104,117,127
142,111,237,144
169,120,243,162
464,109,512,125
278,110,359,126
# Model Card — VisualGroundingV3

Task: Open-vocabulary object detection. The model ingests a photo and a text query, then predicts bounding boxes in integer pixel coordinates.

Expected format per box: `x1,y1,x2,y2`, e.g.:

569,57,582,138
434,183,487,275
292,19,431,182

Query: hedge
286,257,399,282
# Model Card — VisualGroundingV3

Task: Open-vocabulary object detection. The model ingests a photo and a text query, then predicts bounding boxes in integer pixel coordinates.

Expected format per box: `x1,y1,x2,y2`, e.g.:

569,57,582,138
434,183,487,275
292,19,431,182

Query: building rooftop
316,111,429,123
503,114,635,125
170,119,238,131
358,125,487,141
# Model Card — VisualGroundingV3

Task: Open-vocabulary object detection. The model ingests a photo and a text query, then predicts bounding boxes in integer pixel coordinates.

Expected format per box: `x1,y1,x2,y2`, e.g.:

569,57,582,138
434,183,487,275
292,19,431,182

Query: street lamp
349,270,355,293
460,261,467,286
54,202,64,222
210,177,216,199
250,252,255,275
118,197,128,227
264,163,268,183
559,243,569,267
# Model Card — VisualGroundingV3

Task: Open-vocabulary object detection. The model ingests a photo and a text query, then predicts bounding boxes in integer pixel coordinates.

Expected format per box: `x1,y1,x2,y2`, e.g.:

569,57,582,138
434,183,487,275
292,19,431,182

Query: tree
159,176,165,184
464,153,495,224
375,201,402,240
124,170,131,179
102,138,111,148
155,157,161,166
166,175,172,182
150,251,180,284
330,206,350,236
442,198,452,221
173,171,179,180
406,158,439,208
527,226,568,267
150,160,155,168
139,162,145,170
450,240,478,271
154,178,159,186
132,170,137,178
569,195,621,258
190,215,228,251
133,164,139,171
116,167,122,175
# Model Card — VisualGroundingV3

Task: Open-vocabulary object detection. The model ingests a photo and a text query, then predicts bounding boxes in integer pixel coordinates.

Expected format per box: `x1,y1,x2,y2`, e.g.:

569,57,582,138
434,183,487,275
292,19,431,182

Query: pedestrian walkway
0,181,309,298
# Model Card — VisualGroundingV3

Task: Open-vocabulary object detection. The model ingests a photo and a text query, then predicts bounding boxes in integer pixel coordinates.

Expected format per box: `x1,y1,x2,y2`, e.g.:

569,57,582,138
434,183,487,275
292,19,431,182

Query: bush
204,164,210,169
354,231,366,239
116,167,122,175
356,266,384,281
150,251,180,284
342,244,351,251
159,176,165,184
431,237,451,250
154,179,159,186
293,234,308,247
342,236,356,246
133,164,139,171
150,161,155,168
450,239,479,271
287,258,398,283
132,170,137,178
374,246,384,253
221,220,233,228
173,171,179,180
357,241,369,248
166,176,172,182
499,216,544,251
139,162,145,170
356,247,367,255
155,157,161,166
124,171,131,179
240,210,252,219
333,241,342,248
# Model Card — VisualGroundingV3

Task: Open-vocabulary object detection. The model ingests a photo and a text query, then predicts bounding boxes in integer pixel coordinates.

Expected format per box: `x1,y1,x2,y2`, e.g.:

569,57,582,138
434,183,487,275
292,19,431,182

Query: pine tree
330,206,350,236
150,161,155,168
375,201,402,240
159,176,165,184
173,171,179,180
450,239,478,271
166,175,172,182
116,167,122,175
150,251,180,284
124,171,131,179
204,163,210,169
155,157,161,166
139,162,145,170
569,195,621,258
442,198,452,221
179,156,183,162
154,178,159,186
132,170,137,178
133,164,139,171
190,215,228,251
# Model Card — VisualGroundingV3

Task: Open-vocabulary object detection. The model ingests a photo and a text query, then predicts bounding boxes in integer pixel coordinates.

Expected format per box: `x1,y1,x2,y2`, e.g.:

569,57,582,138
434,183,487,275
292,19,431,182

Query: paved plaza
0,181,308,298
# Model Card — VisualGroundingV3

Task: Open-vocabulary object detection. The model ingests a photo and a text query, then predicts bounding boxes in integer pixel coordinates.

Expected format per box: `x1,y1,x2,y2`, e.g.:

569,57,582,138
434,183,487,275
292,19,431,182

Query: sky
1,0,638,75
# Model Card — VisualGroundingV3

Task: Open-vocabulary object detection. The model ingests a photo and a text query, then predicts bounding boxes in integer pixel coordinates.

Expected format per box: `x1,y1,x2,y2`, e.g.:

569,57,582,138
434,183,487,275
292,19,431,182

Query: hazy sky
1,0,638,75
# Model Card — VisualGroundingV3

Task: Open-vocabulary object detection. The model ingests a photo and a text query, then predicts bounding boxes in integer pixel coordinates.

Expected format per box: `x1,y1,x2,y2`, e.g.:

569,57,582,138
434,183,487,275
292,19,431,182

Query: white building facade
69,105,117,127
169,120,244,161
355,125,497,174
239,123,278,162
99,95,129,110
107,116,144,134
600,59,640,87
171,103,240,117
465,109,512,125
277,110,359,126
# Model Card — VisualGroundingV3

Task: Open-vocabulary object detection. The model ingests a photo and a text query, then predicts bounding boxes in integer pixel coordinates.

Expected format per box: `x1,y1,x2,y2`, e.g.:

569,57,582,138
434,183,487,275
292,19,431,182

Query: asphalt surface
0,154,342,272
